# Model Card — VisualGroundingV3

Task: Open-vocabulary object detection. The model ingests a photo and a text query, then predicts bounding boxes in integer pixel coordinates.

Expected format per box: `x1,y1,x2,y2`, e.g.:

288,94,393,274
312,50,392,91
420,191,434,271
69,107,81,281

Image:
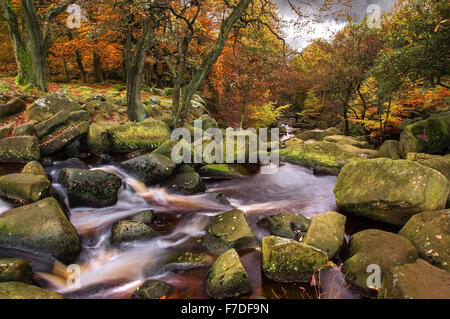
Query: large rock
87,122,113,154
399,112,450,157
0,198,81,264
58,168,122,208
26,92,82,122
132,280,171,299
34,110,70,138
203,210,259,254
120,153,175,184
261,236,328,283
342,229,418,295
0,136,40,162
0,122,14,139
164,252,214,272
295,128,340,141
0,98,26,118
303,211,346,259
83,100,119,116
12,122,36,137
21,161,46,176
378,140,402,160
324,135,371,149
165,172,206,195
399,210,449,271
111,220,158,244
406,153,450,182
0,282,63,299
336,143,378,159
0,174,51,203
0,258,33,283
39,121,90,157
334,159,449,226
206,249,252,299
257,212,311,240
379,259,450,299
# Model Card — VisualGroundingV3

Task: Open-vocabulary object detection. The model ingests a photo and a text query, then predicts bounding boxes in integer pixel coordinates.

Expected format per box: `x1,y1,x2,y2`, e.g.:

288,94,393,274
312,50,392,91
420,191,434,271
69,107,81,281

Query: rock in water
165,172,206,195
379,259,450,299
0,198,81,264
0,174,51,203
111,220,158,244
203,210,259,254
334,159,449,226
58,168,122,208
399,209,450,271
132,280,171,299
0,136,41,162
120,153,175,183
0,258,33,283
378,140,402,160
0,282,64,299
206,249,252,299
261,236,328,283
21,161,46,176
303,211,346,259
164,252,214,272
342,229,418,296
126,210,156,224
257,212,311,240
0,98,26,118
26,92,82,122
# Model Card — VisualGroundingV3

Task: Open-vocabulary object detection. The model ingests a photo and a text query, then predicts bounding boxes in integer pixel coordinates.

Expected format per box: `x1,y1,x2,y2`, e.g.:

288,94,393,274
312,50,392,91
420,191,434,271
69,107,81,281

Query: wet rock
0,198,81,264
111,220,158,244
261,236,328,283
199,164,250,179
87,122,114,154
0,136,41,162
164,252,214,271
132,280,171,299
121,153,175,184
399,209,449,271
34,110,70,138
203,192,231,206
0,122,14,139
0,98,26,118
0,173,51,203
22,162,46,177
378,140,402,160
399,112,450,157
39,121,90,157
303,211,346,259
165,172,206,195
342,229,418,296
206,249,252,299
12,122,36,137
0,281,64,299
379,259,450,299
258,212,311,240
203,210,259,254
26,92,82,122
58,168,122,208
0,258,33,283
334,159,449,226
127,210,156,224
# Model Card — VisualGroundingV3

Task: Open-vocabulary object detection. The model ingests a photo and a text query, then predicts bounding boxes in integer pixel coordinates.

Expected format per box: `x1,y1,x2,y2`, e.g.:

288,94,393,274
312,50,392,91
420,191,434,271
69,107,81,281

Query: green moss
0,173,50,203
0,258,33,283
258,212,311,240
0,282,64,299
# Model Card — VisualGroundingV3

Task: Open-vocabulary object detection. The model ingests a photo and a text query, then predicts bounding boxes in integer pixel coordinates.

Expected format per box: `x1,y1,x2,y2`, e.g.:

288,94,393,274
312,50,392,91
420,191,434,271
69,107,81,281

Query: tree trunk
63,55,69,82
75,51,87,82
93,52,103,83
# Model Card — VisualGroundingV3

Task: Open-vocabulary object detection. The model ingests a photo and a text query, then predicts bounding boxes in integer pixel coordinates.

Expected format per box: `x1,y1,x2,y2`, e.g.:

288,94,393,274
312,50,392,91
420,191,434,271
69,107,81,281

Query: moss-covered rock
303,211,346,259
0,281,64,299
406,153,450,183
126,210,156,224
334,159,449,226
165,172,206,195
111,220,158,244
206,249,252,299
324,135,371,149
295,129,337,141
0,136,41,162
34,110,70,138
132,280,171,299
0,198,81,264
121,153,175,184
342,229,418,295
0,258,33,283
336,144,378,159
399,209,449,271
0,98,26,118
378,140,402,160
83,100,119,116
164,252,214,271
87,122,114,154
0,123,14,139
0,173,50,203
143,104,163,117
261,236,328,283
257,212,311,240
203,210,259,254
69,110,90,122
199,164,250,179
21,161,46,176
12,122,36,137
26,92,82,122
58,168,122,208
399,112,450,157
39,121,90,157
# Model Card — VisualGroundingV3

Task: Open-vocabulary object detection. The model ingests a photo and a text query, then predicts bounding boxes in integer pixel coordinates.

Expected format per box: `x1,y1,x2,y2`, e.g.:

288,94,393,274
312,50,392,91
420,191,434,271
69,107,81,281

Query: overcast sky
275,0,398,50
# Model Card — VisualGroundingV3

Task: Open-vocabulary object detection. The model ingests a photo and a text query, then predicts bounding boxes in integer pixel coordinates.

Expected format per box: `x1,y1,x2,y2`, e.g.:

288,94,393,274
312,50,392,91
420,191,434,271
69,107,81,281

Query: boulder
399,112,450,157
406,152,450,182
26,92,82,122
111,220,158,244
196,114,218,130
21,161,46,176
399,209,449,271
0,282,63,299
379,259,450,299
257,212,311,240
295,129,337,141
336,143,379,159
69,110,90,122
39,121,90,157
303,211,346,259
34,110,70,138
0,198,81,264
206,249,252,299
164,252,214,272
334,159,449,226
0,258,33,283
324,135,371,149
87,122,113,154
83,100,119,116
378,140,402,160
203,210,259,254
342,229,418,295
261,236,328,283
165,172,206,195
58,168,122,208
199,164,250,179
0,98,26,118
12,122,36,137
144,104,163,117
126,210,156,224
0,173,51,203
121,153,175,184
132,280,171,299
0,136,40,162
0,122,14,139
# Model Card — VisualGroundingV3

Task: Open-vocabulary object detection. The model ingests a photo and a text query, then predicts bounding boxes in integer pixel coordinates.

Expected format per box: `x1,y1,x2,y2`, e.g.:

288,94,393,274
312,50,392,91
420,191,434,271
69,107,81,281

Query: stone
120,153,175,184
0,122,14,139
324,135,371,149
164,252,214,271
127,210,156,224
39,121,90,157
165,172,206,195
0,173,51,203
295,129,336,141
199,164,250,179
34,110,70,138
0,98,26,118
0,136,40,162
21,161,46,176
132,280,171,299
111,220,158,244
257,212,311,240
87,122,113,154
0,282,64,299
26,92,82,122
378,140,402,160
83,100,119,116
12,122,36,137
0,258,33,283
69,110,90,122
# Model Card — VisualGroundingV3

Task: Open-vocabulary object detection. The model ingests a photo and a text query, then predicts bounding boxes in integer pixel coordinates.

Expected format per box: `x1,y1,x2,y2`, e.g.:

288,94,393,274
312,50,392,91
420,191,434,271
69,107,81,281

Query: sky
275,0,398,50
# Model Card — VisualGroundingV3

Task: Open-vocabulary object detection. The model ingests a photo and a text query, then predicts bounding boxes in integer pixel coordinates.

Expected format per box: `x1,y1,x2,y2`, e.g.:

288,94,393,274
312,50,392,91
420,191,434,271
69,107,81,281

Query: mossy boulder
399,112,450,157
152,138,193,161
0,173,51,203
111,220,158,244
336,144,379,159
87,122,114,154
379,259,450,299
165,172,206,195
261,236,328,283
0,136,40,162
257,212,311,240
199,164,250,179
121,153,175,184
69,110,90,122
143,104,163,117
324,135,371,149
303,211,346,259
399,209,449,271
58,168,122,208
132,280,171,299
0,258,33,283
0,98,26,118
0,198,81,264
295,129,337,141
334,159,449,226
342,229,418,295
279,140,363,175
21,161,46,176
195,114,218,130
203,210,259,254
12,122,36,137
206,249,252,299
83,100,119,116
34,110,70,138
26,92,82,122
378,140,402,160
126,210,156,224
0,281,64,299
39,121,90,157
0,122,14,139
164,252,214,271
